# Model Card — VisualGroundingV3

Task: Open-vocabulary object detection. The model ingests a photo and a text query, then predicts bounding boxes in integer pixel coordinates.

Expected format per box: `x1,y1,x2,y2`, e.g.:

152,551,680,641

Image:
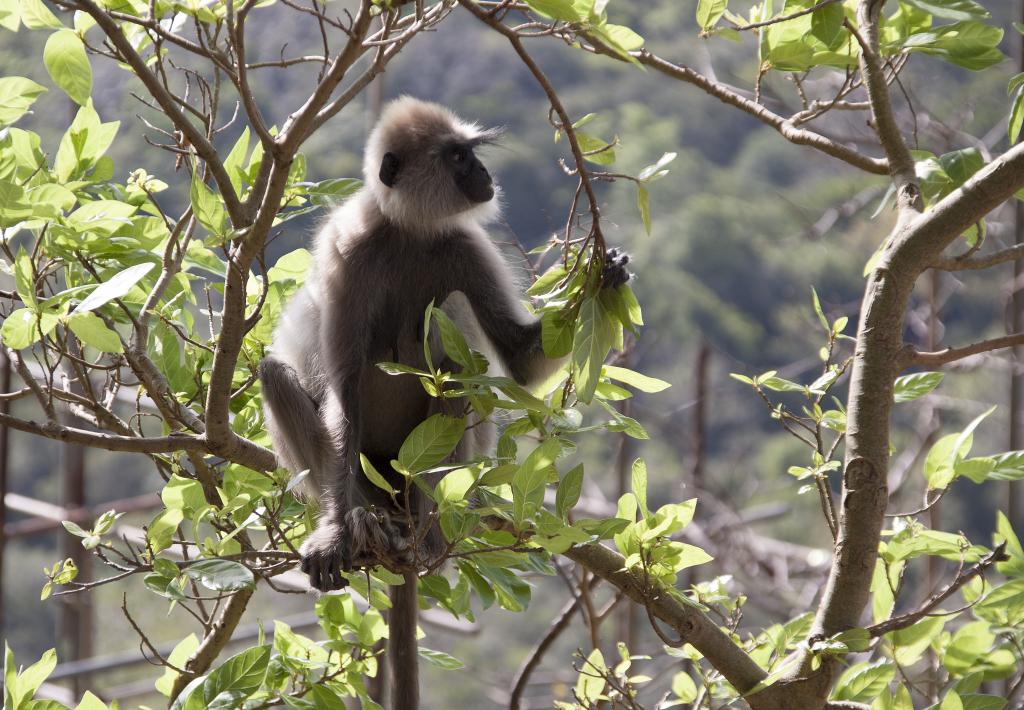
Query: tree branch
508,576,600,710
276,0,374,156
904,334,1024,368
0,411,204,453
577,45,887,175
70,0,246,225
731,0,841,32
932,242,1024,271
459,0,606,252
562,542,767,697
868,543,1006,637
168,582,255,698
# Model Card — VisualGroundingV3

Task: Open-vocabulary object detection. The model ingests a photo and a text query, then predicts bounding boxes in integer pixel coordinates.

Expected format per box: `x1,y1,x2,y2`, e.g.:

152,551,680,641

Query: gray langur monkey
258,96,631,709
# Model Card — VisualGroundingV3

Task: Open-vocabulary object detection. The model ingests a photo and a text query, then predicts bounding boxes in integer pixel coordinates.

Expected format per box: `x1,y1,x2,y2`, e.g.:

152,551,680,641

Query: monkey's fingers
329,554,346,590
601,248,633,289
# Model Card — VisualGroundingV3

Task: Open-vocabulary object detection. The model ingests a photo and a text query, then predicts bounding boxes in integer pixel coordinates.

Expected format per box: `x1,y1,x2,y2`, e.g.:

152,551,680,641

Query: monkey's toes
346,507,415,567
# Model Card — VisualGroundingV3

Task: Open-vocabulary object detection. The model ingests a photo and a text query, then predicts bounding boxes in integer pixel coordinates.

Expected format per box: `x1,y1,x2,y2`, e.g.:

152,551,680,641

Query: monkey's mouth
456,162,494,203
467,182,495,203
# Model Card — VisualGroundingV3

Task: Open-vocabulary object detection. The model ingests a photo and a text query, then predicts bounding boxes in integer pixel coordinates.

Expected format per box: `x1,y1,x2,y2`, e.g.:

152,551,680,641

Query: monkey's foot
299,509,415,592
602,247,632,289
345,506,415,568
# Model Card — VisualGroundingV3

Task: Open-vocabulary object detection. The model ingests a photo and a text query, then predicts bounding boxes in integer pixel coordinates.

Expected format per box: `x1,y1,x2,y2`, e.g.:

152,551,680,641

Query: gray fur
258,98,557,710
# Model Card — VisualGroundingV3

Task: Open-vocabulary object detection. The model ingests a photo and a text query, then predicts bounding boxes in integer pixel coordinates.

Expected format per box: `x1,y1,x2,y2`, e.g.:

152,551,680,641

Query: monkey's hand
299,508,414,592
601,247,632,289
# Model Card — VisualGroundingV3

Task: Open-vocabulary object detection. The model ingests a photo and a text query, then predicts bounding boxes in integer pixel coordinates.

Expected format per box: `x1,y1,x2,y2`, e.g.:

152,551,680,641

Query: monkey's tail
389,572,419,710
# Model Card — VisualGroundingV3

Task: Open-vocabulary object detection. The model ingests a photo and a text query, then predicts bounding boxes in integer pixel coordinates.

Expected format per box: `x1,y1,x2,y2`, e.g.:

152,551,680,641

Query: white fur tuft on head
363,96,501,231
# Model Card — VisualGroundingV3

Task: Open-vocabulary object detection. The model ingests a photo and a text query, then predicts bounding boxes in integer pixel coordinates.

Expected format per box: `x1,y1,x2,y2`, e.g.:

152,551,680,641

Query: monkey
258,96,631,709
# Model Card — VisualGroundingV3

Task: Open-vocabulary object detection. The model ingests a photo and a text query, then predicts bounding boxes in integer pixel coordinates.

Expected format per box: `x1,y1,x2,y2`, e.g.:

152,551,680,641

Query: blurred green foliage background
2,1,1022,706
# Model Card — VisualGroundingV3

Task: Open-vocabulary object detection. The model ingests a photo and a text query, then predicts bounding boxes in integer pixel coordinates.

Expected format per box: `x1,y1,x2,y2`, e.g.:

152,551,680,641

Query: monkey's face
378,139,495,215
444,141,494,204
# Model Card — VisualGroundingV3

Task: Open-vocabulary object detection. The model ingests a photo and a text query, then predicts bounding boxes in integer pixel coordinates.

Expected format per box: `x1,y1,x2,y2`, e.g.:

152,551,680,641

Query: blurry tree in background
4,0,1024,708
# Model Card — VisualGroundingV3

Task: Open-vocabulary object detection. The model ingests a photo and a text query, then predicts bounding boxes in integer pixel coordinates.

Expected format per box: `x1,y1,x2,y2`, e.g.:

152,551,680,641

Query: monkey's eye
451,147,467,163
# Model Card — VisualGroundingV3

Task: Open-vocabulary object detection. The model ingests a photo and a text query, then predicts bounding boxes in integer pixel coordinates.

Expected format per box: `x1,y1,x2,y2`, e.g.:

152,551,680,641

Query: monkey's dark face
377,139,494,216
444,141,493,203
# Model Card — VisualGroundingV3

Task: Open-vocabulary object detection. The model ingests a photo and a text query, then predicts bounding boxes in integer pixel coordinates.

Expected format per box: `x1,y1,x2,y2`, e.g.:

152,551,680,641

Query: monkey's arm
455,252,545,385
456,240,632,386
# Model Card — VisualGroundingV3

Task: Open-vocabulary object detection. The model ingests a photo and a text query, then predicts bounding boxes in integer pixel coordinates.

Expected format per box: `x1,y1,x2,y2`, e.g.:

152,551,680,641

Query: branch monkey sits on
259,96,631,708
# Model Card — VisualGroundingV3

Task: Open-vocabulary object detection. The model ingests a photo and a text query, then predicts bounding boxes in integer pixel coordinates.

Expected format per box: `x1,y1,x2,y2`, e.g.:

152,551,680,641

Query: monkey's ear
379,152,400,188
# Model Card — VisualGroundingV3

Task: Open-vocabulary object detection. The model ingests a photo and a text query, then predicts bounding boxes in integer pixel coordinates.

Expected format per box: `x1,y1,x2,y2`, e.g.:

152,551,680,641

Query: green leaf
223,127,250,196
938,148,984,186
1,309,42,349
1011,87,1024,145
632,458,649,519
902,21,1004,71
20,0,62,28
6,647,57,708
924,432,973,490
989,451,1024,481
436,466,475,503
758,374,804,392
74,691,108,710
183,560,255,592
190,173,230,239
307,177,361,208
810,286,829,331
950,406,996,469
902,0,989,21
555,463,583,520
44,30,92,105
26,184,76,220
603,364,670,393
432,306,474,370
418,647,464,670
53,104,118,182
696,0,727,31
637,152,676,181
0,77,47,126
528,263,569,296
523,0,586,22
833,661,895,702
195,646,269,709
942,620,995,676
66,200,137,237
360,454,397,497
512,438,561,523
893,371,943,403
636,184,651,235
955,456,995,483
575,132,616,165
575,648,607,702
811,0,845,47
940,690,964,710
541,309,574,358
71,262,154,314
0,0,20,31
671,671,698,702
872,684,914,710
889,616,945,666
67,312,122,353
572,295,614,403
14,247,35,308
397,414,466,474
975,579,1024,625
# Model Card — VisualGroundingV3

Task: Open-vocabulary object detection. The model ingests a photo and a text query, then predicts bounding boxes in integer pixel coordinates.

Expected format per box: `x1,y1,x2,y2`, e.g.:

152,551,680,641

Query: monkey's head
364,97,500,230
